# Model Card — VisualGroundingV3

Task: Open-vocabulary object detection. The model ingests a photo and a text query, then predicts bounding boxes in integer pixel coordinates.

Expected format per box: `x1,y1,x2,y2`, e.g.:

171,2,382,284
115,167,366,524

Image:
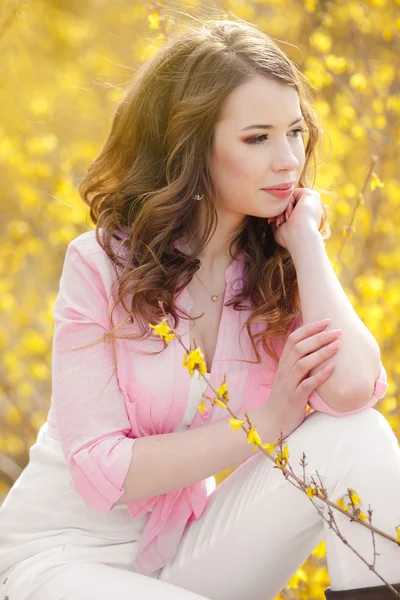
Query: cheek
213,146,263,188
211,150,239,193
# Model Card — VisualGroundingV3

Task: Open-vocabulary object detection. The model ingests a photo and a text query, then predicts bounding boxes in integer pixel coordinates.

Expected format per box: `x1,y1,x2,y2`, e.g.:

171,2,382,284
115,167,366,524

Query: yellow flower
306,484,319,498
148,11,160,29
358,511,368,521
309,31,332,53
212,381,229,408
275,443,290,468
349,72,368,92
149,318,176,344
216,381,227,395
371,172,384,191
395,525,400,543
283,443,289,459
260,442,276,455
214,398,227,409
337,497,350,512
349,490,362,506
276,454,287,468
228,417,246,431
216,381,229,400
182,347,207,378
197,399,207,414
247,426,262,452
5,404,23,426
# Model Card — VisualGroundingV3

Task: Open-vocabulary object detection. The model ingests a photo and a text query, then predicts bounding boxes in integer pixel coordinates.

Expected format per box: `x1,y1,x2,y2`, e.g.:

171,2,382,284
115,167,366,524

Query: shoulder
67,228,108,257
66,227,128,266
62,228,126,293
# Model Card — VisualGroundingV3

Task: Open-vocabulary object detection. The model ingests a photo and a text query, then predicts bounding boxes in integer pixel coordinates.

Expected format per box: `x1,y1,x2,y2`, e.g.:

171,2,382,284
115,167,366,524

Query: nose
270,141,301,173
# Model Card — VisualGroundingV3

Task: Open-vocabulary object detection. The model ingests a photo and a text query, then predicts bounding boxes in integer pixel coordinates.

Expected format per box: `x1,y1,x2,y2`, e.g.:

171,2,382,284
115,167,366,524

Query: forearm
115,403,278,504
288,224,381,410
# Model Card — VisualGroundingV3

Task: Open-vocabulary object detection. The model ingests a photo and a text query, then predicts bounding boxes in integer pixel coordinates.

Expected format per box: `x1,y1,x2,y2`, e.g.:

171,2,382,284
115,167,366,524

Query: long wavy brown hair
77,17,331,366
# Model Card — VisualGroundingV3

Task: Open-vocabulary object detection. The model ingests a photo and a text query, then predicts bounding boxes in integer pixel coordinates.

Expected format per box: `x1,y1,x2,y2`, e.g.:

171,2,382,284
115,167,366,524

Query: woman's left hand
267,187,323,250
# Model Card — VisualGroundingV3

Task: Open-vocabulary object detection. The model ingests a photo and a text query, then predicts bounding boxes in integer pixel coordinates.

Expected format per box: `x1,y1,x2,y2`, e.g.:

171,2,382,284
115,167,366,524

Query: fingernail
316,318,330,326
327,328,342,338
329,340,341,349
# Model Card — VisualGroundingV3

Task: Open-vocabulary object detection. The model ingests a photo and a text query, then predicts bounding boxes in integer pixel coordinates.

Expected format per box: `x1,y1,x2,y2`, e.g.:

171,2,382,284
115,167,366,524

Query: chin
256,205,284,218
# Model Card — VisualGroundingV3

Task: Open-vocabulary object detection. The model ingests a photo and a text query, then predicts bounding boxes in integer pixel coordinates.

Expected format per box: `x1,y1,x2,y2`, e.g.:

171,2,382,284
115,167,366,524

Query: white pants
2,408,400,600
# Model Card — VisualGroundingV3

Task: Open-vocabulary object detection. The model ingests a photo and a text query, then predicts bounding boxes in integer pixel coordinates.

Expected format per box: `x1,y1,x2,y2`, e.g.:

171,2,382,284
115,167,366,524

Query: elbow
68,435,136,513
334,347,386,413
307,350,388,416
311,388,373,415
333,375,386,414
334,386,378,413
70,449,126,514
338,353,387,412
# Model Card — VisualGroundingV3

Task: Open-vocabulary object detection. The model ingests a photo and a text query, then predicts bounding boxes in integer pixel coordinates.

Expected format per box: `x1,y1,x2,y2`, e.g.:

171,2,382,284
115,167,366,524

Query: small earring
193,193,204,201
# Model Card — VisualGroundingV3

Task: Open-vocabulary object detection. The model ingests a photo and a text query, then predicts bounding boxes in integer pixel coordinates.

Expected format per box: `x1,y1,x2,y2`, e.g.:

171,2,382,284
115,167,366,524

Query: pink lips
263,185,294,199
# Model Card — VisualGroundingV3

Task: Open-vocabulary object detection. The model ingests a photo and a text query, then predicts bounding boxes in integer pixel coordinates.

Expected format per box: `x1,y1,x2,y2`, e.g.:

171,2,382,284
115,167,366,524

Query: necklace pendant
211,295,218,302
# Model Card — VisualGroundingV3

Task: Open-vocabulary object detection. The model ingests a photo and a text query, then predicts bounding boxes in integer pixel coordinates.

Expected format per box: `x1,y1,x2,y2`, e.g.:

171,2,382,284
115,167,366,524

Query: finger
297,328,342,356
281,319,331,362
299,363,336,397
287,325,342,371
291,337,341,386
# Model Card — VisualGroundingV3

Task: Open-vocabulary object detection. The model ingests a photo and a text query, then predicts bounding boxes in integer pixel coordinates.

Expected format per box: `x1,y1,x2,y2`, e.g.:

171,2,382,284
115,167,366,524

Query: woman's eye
246,128,308,145
247,134,268,144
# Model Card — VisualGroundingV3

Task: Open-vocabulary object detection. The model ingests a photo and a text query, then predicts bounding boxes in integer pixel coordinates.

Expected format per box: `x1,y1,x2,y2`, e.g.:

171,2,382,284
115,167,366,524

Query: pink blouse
47,228,388,575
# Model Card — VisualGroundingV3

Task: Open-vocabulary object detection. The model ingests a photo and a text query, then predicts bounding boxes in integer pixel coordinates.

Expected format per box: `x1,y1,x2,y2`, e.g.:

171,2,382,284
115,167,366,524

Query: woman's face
210,74,307,223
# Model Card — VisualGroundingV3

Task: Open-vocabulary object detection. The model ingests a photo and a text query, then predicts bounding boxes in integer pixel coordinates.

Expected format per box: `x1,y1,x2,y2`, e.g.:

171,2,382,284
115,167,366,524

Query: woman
0,17,399,600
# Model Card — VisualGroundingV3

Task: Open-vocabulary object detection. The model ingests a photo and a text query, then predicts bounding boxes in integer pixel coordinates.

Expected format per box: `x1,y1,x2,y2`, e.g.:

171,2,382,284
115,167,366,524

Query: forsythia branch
149,303,400,597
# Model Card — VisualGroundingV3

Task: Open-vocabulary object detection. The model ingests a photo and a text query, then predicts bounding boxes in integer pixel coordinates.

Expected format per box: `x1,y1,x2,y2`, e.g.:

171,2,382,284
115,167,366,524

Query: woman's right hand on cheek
268,196,296,229
263,319,342,440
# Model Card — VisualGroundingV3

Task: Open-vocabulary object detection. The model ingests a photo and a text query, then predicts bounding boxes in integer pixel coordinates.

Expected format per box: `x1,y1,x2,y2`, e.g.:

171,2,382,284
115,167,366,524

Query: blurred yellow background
0,0,399,597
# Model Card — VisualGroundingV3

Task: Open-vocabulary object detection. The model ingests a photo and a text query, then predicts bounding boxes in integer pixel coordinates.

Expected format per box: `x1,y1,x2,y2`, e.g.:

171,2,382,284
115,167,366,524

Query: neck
180,235,234,277
180,217,244,275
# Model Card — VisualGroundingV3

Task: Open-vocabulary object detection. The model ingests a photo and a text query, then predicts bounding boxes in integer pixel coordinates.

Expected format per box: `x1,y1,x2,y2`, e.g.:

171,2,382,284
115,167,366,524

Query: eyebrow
241,116,304,131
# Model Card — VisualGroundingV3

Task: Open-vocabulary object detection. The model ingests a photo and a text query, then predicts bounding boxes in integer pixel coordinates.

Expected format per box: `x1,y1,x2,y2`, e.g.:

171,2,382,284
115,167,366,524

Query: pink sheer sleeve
51,237,136,513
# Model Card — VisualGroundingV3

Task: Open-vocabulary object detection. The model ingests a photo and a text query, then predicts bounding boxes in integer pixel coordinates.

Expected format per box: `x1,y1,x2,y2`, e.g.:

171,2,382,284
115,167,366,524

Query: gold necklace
194,273,226,302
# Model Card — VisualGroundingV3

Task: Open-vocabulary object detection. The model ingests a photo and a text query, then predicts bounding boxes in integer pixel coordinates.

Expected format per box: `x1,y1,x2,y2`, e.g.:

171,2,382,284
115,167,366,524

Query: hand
263,319,342,440
267,188,323,250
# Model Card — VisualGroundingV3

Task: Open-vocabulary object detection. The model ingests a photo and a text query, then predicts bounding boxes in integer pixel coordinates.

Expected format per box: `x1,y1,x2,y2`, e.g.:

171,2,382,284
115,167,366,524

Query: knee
306,408,397,448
